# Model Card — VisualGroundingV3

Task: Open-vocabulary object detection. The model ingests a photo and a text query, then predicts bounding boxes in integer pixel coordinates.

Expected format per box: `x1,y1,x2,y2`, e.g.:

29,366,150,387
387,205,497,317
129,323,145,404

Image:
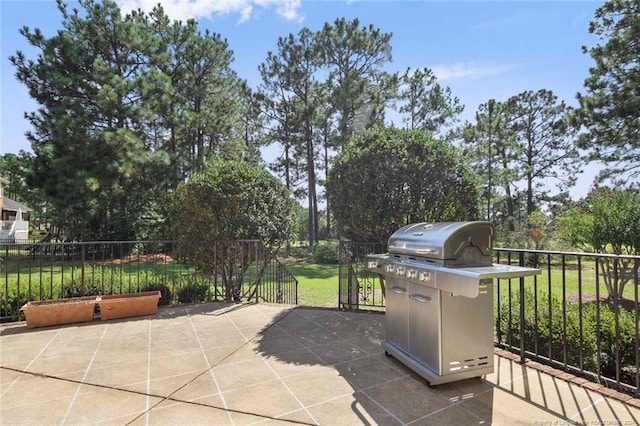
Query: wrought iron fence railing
338,241,386,310
338,241,640,395
494,248,639,395
1,239,297,323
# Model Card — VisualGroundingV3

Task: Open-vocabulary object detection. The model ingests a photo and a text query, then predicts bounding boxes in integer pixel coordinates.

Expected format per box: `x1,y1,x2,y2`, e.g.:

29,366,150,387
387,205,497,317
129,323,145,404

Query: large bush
327,127,480,242
170,160,296,301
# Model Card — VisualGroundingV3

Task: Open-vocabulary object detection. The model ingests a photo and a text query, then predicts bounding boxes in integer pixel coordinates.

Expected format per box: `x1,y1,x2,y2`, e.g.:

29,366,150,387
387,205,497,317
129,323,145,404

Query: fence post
518,251,527,364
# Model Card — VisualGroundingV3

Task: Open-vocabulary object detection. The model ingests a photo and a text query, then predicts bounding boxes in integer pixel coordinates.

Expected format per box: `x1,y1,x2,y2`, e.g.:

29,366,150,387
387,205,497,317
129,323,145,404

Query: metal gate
338,241,386,310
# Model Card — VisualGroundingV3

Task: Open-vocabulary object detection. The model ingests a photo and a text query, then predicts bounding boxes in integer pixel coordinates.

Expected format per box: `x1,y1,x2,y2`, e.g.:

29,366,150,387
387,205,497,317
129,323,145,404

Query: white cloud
116,0,302,23
431,62,515,82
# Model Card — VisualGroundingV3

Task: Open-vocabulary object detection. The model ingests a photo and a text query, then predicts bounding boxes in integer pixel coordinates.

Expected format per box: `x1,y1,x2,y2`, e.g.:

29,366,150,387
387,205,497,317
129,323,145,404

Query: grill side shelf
365,255,540,298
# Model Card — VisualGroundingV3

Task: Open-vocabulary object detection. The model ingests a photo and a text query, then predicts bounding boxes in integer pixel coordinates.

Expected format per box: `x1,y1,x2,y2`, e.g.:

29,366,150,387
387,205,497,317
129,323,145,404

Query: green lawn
283,258,638,309
283,262,340,307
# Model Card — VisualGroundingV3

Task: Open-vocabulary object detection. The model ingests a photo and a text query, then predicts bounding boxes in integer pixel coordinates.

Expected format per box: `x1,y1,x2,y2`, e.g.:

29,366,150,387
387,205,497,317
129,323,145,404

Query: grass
283,261,340,307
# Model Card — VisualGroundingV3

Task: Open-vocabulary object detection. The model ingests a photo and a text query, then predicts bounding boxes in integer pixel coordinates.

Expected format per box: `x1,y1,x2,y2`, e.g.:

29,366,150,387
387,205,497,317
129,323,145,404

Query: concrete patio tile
290,326,342,347
29,334,102,357
149,325,196,344
149,336,204,357
180,302,227,316
229,406,317,426
254,303,294,316
149,351,210,380
0,373,78,409
79,360,150,392
26,352,96,377
191,329,249,349
306,393,401,426
99,320,149,339
307,339,367,365
431,376,495,403
0,367,24,394
213,357,280,392
1,394,74,425
53,322,108,341
223,380,305,420
254,333,306,355
574,393,640,425
121,369,201,396
482,354,528,387
282,366,358,406
262,348,327,378
409,404,484,426
334,355,406,391
134,398,233,425
60,385,163,425
202,342,255,366
224,311,277,330
459,385,567,426
275,316,322,334
0,344,44,366
169,371,221,402
0,328,59,356
258,408,318,426
499,367,606,420
91,342,150,366
364,376,452,424
343,333,386,355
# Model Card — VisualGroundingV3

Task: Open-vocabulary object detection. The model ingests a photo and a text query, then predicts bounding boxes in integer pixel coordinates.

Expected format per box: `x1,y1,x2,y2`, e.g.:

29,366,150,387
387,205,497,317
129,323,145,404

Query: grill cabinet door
408,283,441,374
384,276,408,352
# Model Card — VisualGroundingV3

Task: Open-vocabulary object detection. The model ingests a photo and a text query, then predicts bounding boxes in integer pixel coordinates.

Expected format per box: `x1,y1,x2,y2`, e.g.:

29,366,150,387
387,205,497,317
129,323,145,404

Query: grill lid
387,221,494,265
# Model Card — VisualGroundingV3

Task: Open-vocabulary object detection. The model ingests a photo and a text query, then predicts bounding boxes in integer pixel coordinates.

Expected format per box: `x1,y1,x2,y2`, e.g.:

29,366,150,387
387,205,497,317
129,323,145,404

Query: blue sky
1,0,604,197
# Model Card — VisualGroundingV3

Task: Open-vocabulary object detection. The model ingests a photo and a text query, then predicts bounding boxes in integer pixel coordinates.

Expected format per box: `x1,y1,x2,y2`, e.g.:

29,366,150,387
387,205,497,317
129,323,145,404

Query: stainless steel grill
366,221,540,385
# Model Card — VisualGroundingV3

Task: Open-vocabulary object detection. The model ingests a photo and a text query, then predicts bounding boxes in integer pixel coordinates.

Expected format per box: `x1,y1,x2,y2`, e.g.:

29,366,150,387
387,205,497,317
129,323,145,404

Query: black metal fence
494,248,639,395
338,241,386,310
339,241,640,395
1,239,297,322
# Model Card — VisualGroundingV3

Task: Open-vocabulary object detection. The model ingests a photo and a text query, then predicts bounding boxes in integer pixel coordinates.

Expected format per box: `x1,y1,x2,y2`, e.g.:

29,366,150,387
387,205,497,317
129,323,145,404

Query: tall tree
507,90,580,215
317,18,393,149
258,28,321,245
398,67,464,136
10,0,247,240
463,99,518,223
12,0,166,240
575,0,640,186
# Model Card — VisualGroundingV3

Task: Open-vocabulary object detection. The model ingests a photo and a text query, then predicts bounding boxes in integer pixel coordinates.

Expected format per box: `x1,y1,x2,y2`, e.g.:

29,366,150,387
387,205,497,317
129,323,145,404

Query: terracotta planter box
98,291,161,320
20,296,97,328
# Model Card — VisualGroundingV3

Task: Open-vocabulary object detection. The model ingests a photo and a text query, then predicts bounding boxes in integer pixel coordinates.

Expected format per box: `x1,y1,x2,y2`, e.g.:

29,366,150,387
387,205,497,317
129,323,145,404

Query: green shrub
61,277,103,298
497,289,636,380
0,292,27,322
141,282,174,306
287,245,308,259
312,241,339,264
177,281,211,303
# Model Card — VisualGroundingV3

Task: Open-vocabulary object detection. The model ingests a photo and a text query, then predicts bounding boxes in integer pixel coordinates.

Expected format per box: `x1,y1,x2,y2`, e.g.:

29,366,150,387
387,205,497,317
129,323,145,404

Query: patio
1,302,639,425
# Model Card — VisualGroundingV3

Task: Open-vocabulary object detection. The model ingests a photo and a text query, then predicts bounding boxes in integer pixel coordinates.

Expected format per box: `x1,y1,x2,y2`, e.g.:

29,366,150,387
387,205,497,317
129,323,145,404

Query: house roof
2,197,33,212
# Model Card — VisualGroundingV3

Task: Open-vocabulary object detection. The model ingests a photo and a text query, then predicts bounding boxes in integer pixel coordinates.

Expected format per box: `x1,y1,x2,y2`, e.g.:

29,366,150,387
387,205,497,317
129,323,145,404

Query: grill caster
384,350,391,357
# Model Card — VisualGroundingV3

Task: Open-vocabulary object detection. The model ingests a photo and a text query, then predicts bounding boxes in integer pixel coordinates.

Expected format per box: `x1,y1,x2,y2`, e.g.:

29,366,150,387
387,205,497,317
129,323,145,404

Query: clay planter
20,296,97,328
98,291,161,320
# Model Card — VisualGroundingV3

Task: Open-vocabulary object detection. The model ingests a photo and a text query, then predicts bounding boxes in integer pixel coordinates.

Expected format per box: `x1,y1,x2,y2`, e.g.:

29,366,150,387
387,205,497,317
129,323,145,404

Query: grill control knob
419,272,431,282
396,267,405,276
406,269,416,279
385,265,395,273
